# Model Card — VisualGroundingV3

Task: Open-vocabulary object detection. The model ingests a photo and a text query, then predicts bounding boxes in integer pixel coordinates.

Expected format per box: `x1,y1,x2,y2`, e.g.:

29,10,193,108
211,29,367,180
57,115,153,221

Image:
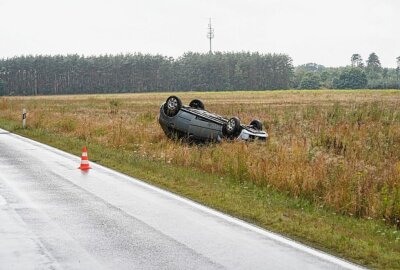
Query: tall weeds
1,91,399,225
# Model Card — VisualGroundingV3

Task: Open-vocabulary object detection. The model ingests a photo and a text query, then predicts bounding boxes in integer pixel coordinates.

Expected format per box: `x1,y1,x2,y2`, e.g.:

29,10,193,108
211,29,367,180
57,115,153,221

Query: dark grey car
158,96,268,142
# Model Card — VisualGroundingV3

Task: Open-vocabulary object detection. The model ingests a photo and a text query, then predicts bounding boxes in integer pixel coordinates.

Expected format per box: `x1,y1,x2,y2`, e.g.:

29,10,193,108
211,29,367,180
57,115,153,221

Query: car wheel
164,96,182,117
223,117,241,137
250,119,263,131
189,99,205,110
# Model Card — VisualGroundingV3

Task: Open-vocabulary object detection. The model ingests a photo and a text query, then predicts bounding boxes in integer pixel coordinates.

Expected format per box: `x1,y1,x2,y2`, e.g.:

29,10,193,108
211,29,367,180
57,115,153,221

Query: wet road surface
0,128,366,270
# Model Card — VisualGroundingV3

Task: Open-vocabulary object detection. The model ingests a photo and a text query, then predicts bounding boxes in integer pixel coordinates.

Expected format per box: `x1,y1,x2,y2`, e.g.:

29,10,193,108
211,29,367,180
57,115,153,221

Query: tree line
295,53,400,89
0,52,293,96
1,51,399,95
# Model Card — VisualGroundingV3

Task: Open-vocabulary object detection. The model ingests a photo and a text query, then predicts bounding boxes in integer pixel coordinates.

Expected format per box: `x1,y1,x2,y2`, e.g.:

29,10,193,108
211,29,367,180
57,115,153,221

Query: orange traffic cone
78,146,91,170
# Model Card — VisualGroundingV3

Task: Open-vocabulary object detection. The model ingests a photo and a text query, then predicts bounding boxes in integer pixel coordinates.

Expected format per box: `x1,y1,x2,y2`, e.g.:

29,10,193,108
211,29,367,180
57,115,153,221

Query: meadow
1,90,400,269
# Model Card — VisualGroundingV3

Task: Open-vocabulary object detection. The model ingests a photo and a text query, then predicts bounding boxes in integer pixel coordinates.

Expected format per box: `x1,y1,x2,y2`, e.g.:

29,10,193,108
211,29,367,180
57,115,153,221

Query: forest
1,52,399,96
294,53,400,89
0,52,293,96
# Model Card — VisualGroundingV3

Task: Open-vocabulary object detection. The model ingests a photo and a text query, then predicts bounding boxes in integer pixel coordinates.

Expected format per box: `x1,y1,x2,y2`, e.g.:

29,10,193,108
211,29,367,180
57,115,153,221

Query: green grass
1,117,399,270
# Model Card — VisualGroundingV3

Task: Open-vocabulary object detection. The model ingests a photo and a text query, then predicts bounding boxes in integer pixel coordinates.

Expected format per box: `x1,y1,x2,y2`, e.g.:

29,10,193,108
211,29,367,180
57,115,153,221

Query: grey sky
0,0,399,67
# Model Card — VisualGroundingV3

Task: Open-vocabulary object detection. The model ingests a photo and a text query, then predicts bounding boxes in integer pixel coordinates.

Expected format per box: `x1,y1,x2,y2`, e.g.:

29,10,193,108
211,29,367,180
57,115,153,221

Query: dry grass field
2,90,400,268
1,90,400,225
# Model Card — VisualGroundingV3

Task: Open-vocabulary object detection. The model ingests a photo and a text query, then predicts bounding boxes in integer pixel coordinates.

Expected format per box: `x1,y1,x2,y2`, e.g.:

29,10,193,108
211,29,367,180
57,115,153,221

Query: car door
188,116,221,141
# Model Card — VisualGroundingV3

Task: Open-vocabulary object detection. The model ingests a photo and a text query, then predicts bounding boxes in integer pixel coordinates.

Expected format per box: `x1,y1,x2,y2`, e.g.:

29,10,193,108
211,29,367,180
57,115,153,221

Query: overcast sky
0,0,399,67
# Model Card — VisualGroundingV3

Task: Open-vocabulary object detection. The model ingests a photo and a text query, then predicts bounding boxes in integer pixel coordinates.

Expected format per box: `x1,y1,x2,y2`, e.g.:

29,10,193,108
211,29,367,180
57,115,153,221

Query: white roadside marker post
22,109,26,129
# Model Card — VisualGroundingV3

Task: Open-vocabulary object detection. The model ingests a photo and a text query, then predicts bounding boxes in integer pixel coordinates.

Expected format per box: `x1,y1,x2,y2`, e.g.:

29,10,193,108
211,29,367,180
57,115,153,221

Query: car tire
164,96,182,117
189,99,205,110
223,117,241,137
250,119,263,131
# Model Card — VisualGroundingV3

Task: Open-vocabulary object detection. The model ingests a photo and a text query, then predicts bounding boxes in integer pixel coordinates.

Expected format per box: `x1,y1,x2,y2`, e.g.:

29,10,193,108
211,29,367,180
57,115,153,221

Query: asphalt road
0,128,366,270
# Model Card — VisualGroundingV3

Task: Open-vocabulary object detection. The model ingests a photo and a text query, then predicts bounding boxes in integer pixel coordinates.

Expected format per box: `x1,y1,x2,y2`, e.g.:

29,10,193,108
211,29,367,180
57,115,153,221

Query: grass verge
0,118,399,269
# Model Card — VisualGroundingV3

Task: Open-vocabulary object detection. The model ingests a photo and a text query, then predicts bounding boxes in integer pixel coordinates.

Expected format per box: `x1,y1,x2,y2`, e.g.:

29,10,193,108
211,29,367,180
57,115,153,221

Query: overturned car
158,96,268,142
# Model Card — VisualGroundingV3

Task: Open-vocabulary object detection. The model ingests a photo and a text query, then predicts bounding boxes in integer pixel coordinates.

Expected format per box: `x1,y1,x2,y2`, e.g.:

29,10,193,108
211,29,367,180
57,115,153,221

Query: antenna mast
207,18,214,54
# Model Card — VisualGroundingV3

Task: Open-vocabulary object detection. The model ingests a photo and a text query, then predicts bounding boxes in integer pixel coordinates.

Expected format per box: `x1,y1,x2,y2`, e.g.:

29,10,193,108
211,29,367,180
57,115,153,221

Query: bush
333,67,367,89
299,72,320,89
367,78,400,89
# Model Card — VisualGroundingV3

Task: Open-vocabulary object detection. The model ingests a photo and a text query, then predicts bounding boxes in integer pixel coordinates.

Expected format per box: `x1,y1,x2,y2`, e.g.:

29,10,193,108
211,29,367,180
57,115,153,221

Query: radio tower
207,18,214,54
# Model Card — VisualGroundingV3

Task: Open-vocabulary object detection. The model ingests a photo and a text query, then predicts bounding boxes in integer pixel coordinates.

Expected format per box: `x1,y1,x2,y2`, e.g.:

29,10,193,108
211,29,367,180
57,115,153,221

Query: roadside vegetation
1,90,400,269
